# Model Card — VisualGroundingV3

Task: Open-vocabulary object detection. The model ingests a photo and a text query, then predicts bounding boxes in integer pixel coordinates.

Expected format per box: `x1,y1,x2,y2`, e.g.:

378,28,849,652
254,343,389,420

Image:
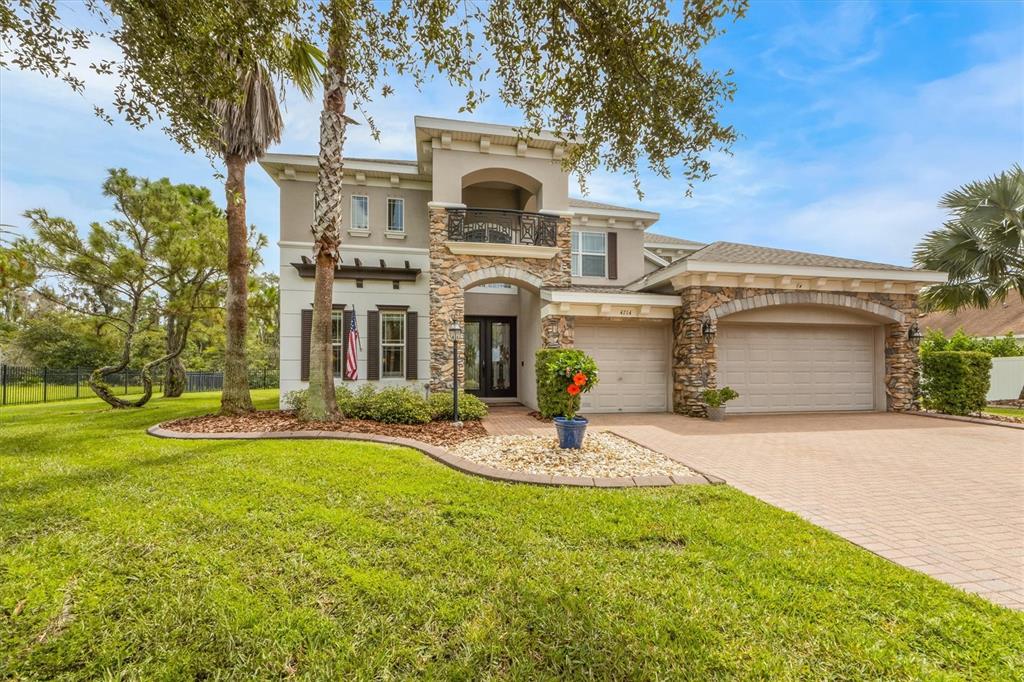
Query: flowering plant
546,351,598,420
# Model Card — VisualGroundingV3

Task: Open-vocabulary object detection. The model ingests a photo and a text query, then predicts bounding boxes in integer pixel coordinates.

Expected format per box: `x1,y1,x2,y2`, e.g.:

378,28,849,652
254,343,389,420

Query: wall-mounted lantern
701,318,716,345
908,321,924,348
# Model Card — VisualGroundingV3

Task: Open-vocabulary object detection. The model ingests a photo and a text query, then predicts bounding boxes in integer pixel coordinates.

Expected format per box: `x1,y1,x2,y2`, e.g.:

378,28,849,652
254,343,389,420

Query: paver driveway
485,409,1024,610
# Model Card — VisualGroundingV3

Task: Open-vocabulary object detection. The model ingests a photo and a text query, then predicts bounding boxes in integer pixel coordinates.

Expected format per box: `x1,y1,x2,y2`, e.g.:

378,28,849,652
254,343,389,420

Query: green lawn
984,405,1024,418
1,392,1021,679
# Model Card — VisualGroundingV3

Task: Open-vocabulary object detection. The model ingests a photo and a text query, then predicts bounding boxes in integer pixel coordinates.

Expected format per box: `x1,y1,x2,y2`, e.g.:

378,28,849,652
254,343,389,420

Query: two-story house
261,116,945,415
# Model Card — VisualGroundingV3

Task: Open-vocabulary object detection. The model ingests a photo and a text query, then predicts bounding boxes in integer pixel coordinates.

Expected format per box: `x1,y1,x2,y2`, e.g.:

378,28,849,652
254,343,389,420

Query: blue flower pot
554,416,588,449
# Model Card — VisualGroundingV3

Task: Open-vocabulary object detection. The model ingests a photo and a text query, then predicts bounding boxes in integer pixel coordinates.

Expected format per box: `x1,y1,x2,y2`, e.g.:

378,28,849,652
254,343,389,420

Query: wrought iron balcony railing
446,208,558,247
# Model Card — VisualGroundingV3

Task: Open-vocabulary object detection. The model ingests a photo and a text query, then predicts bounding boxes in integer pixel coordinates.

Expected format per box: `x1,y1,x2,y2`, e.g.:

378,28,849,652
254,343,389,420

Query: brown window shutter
342,308,355,380
607,231,618,280
405,311,418,380
366,309,380,381
300,309,312,381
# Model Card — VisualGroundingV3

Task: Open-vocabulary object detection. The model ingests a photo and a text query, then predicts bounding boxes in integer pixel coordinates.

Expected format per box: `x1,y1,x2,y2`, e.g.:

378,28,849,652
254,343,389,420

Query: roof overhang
541,289,679,307
258,153,428,185
630,257,947,292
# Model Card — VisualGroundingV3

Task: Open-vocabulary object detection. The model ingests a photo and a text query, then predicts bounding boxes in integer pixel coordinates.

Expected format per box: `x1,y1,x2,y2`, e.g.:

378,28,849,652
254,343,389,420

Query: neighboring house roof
685,241,918,272
643,232,705,249
918,292,1024,338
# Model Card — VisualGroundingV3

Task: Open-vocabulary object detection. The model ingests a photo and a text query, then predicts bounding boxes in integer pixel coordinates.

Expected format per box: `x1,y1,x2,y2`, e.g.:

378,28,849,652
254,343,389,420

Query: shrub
341,385,378,420
920,351,992,415
701,387,739,408
284,389,309,415
428,392,488,421
368,387,432,424
920,327,1023,357
535,348,599,419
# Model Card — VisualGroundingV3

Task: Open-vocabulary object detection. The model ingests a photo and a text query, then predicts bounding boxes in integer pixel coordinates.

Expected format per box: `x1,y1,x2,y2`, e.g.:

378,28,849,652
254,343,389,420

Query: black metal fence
0,365,279,407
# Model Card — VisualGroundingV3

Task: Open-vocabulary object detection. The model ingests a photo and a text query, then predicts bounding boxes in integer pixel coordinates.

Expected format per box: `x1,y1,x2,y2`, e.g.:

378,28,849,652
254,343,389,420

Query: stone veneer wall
673,287,920,416
428,207,572,391
540,314,575,348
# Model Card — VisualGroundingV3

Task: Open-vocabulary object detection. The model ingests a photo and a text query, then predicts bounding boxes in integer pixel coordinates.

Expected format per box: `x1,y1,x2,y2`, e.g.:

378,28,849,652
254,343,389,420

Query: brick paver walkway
483,408,1024,610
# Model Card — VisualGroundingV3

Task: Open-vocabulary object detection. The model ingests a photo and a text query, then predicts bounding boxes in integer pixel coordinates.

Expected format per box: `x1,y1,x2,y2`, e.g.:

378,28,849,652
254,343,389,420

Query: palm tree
211,37,324,415
914,165,1024,312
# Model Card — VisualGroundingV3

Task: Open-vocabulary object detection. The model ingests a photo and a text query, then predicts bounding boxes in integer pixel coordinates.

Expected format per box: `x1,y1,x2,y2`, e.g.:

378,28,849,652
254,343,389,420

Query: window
572,231,607,277
380,311,405,378
387,197,404,232
351,195,369,230
331,310,345,378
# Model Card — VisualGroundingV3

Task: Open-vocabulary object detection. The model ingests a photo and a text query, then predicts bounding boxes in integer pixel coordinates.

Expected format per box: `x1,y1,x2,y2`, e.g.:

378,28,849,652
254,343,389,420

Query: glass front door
464,316,516,398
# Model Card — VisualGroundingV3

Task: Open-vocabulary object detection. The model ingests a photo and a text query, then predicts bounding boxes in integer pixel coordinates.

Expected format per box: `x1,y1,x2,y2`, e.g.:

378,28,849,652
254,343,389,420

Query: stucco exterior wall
569,224,645,287
278,244,430,406
279,179,431,247
431,148,569,210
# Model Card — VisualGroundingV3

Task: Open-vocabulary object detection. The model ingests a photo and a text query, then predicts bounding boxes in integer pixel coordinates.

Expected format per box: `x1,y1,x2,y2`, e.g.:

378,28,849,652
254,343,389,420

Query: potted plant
548,351,598,449
701,387,739,421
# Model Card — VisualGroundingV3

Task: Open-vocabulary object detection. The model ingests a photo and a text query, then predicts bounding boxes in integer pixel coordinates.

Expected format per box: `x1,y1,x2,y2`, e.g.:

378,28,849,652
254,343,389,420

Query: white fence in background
988,356,1024,401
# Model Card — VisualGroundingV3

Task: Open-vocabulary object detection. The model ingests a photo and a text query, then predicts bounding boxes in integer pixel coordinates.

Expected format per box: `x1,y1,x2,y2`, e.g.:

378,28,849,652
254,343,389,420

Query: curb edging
909,411,1024,430
146,425,719,488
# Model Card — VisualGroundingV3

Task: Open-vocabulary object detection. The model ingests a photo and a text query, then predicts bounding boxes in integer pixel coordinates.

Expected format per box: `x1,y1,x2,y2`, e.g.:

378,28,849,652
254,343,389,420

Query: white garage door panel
574,323,669,413
718,324,876,413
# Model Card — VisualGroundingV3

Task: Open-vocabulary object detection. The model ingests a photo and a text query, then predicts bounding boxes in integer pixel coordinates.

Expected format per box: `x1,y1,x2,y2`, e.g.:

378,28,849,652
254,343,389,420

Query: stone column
881,293,921,411
672,287,718,416
428,206,464,392
541,315,575,348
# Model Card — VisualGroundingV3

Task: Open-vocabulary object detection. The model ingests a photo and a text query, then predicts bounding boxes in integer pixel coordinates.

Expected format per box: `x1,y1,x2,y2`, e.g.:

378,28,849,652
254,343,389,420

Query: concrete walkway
484,408,1024,610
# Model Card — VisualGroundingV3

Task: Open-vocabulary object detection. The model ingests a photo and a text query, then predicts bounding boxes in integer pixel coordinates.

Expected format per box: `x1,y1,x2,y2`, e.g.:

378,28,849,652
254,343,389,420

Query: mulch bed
161,410,487,447
988,399,1024,409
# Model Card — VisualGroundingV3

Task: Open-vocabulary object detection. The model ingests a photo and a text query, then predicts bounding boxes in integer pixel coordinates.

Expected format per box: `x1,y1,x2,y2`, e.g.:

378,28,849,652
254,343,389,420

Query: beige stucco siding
431,148,569,210
278,244,431,405
279,179,431,247
570,226,645,287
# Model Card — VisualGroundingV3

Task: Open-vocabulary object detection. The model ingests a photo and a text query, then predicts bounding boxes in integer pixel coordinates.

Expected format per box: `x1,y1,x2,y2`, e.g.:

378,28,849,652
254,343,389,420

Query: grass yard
984,405,1024,418
1,392,1022,679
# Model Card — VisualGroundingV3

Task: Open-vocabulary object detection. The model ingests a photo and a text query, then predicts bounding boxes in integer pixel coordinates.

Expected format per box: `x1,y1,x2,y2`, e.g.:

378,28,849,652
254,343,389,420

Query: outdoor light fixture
448,320,463,423
908,321,924,347
701,318,716,345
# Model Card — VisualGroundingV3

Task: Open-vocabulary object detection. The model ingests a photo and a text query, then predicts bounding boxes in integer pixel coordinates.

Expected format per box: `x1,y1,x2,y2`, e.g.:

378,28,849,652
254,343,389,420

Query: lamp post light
448,320,463,423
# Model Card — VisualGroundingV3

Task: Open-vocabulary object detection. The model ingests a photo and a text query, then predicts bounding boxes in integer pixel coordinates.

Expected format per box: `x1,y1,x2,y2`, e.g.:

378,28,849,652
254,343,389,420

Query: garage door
717,324,877,413
574,322,669,413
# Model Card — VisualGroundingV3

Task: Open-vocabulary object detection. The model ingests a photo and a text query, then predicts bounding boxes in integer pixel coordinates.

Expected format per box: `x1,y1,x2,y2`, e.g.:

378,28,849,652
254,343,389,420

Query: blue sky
1,1,1022,274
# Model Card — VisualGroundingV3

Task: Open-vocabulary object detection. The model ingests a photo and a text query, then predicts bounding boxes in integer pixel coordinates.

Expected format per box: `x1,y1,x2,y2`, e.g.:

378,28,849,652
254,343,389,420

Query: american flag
345,309,360,380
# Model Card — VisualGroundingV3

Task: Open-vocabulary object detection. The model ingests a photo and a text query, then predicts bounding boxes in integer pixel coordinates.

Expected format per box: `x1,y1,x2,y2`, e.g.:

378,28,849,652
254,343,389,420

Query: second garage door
574,322,670,413
717,323,878,413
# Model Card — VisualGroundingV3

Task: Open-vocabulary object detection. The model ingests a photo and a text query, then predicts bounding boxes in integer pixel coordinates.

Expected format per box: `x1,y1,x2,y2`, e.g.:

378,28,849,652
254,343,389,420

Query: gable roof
918,292,1024,338
628,240,946,292
685,241,918,272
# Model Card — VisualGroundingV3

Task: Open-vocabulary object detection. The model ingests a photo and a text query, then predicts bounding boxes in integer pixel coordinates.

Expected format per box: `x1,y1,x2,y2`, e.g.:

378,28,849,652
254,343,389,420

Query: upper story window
387,198,404,232
351,195,369,230
380,311,406,379
571,231,607,277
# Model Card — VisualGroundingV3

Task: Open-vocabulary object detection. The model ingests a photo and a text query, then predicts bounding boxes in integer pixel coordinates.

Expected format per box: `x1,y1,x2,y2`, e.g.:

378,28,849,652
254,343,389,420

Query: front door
464,316,517,398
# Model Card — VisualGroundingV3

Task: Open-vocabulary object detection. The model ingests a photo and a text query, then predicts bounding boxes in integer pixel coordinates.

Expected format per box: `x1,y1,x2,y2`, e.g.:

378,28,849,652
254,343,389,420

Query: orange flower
572,372,587,386
566,384,581,396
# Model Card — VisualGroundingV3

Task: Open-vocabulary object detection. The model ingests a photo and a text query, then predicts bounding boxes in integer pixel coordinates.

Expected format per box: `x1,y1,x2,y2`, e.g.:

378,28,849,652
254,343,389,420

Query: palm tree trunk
304,25,349,420
220,151,254,415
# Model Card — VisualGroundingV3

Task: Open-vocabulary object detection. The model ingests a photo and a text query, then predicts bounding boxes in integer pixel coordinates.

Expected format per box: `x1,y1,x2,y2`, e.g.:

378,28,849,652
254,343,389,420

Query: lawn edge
146,424,718,488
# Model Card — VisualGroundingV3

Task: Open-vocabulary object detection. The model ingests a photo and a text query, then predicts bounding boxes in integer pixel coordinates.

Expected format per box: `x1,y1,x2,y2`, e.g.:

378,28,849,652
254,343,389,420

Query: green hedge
535,348,599,419
428,392,488,421
920,351,992,415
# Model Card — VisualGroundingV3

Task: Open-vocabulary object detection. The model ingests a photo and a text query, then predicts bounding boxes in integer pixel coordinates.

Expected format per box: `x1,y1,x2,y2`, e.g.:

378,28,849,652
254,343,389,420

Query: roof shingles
685,241,917,272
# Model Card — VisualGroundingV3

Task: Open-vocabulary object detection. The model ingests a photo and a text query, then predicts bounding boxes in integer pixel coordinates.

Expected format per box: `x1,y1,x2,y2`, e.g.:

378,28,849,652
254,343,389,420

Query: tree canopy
914,164,1024,312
